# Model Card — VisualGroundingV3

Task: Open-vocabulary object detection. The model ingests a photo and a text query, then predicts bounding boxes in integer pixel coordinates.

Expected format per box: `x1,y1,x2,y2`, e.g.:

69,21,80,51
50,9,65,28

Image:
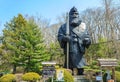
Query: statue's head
69,7,81,27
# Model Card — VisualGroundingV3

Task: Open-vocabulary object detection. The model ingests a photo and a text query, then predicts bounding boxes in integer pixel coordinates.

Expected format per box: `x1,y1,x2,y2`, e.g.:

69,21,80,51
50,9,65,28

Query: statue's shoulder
60,23,66,28
60,23,66,31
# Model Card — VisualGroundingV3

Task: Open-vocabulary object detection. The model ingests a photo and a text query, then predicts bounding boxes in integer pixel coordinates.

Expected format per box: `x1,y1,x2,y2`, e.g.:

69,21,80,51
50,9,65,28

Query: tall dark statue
58,7,91,75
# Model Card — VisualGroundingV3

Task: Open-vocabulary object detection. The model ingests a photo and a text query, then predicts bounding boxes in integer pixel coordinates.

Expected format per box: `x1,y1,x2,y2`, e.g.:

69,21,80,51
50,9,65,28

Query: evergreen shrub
0,74,16,82
64,69,74,82
115,71,120,82
22,72,40,81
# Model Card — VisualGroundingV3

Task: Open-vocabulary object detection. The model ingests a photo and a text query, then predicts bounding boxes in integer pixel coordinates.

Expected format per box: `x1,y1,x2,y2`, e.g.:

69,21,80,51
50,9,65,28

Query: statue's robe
58,22,91,69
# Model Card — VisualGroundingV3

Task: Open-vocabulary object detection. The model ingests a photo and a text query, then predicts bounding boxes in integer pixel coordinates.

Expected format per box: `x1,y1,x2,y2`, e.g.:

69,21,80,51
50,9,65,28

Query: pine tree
21,19,50,72
2,14,27,73
1,14,50,73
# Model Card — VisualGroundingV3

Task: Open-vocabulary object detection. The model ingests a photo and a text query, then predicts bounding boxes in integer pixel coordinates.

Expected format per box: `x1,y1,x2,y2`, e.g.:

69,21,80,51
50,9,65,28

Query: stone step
74,75,89,82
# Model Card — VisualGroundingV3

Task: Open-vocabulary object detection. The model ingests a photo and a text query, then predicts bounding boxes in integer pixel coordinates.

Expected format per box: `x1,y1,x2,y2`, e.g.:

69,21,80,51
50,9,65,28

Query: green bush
55,68,74,82
22,72,40,82
64,69,74,82
115,65,120,71
103,71,120,82
0,74,16,82
115,71,120,82
103,72,107,82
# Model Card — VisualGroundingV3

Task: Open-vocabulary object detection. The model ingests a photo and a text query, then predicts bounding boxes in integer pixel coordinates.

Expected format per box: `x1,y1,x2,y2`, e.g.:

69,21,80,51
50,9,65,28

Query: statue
58,7,91,75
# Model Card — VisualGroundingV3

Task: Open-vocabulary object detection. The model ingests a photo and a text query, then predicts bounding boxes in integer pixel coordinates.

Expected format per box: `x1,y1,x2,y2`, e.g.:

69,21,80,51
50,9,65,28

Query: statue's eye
74,12,78,14
70,11,78,15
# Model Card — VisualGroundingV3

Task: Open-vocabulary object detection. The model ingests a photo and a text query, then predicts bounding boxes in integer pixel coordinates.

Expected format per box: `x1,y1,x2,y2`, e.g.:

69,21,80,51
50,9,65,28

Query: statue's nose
73,14,78,18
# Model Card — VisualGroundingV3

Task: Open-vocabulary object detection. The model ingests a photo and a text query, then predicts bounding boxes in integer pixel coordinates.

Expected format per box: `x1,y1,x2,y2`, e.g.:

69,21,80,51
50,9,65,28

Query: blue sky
0,0,102,34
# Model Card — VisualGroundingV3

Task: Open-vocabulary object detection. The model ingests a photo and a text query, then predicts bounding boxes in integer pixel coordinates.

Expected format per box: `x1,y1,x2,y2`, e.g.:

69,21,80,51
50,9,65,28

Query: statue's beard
70,18,80,27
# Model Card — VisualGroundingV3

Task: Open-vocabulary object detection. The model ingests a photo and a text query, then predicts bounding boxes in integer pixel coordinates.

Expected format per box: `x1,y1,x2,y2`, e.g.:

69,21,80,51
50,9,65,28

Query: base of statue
74,75,89,82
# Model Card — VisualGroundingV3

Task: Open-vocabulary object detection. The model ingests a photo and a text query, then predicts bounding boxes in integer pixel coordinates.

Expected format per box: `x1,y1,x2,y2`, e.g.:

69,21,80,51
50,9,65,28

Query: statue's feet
78,68,84,75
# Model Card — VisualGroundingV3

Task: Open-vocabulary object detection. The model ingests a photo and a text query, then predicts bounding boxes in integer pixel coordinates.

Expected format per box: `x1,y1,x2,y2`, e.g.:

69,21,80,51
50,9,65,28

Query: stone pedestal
74,75,89,82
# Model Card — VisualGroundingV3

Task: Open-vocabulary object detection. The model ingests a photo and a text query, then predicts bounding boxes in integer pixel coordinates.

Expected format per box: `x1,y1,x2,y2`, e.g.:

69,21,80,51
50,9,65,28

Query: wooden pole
112,67,116,82
100,66,103,82
66,13,69,69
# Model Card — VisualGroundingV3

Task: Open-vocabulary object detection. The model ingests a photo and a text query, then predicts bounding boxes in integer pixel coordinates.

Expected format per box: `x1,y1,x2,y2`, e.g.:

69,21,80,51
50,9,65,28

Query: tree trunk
13,64,16,74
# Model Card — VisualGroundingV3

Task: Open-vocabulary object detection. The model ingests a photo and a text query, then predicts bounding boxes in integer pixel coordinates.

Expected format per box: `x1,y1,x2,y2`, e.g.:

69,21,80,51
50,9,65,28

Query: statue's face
69,7,80,27
69,12,79,18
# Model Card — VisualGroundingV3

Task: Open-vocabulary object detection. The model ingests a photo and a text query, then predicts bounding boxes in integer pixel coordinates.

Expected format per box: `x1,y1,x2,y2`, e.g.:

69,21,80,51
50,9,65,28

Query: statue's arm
58,25,66,48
